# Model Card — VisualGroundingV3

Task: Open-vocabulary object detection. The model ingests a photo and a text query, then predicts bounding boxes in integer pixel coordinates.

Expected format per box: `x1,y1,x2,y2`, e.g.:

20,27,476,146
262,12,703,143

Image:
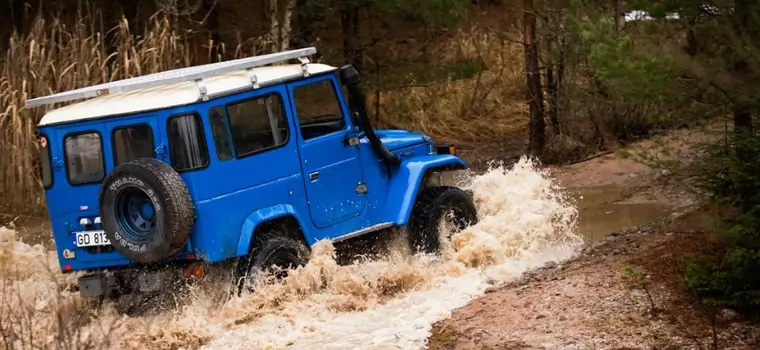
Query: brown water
571,185,676,243
0,157,675,350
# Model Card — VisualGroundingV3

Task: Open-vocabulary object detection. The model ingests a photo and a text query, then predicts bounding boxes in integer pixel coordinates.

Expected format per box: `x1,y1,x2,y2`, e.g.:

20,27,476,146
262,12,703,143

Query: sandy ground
428,127,760,349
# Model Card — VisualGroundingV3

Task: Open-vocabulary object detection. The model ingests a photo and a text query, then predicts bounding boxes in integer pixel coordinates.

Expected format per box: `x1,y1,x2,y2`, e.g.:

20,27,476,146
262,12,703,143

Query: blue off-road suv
27,47,478,304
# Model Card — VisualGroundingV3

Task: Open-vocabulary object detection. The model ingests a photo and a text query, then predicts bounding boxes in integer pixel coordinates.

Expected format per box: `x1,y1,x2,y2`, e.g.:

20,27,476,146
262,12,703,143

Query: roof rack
25,46,317,108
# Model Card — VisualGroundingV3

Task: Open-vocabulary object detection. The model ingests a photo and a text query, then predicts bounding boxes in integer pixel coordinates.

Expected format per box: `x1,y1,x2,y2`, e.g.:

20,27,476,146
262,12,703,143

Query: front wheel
408,186,479,255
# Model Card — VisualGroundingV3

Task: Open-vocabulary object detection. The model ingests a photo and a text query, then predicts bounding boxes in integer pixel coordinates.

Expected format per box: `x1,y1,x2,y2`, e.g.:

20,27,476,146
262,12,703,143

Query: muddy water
571,185,676,243
0,157,673,350
433,170,675,245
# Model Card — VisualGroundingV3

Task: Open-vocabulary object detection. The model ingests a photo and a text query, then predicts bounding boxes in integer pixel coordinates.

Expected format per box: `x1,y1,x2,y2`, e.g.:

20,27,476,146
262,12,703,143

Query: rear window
112,124,155,166
167,113,209,171
64,132,105,185
39,134,52,189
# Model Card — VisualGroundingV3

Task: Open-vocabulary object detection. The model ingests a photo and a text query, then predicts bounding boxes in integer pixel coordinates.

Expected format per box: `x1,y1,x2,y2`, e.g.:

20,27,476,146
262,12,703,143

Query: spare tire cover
99,158,195,264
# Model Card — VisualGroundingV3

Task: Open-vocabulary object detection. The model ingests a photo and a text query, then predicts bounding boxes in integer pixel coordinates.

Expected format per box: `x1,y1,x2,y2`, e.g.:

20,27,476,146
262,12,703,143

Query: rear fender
236,204,311,256
385,154,467,225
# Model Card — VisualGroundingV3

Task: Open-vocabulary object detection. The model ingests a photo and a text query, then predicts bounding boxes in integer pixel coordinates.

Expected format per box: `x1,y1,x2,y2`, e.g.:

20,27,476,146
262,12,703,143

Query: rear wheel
408,186,478,255
236,236,310,293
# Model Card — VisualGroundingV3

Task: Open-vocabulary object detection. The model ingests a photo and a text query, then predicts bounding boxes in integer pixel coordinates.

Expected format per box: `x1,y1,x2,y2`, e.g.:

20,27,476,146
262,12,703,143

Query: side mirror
339,65,360,86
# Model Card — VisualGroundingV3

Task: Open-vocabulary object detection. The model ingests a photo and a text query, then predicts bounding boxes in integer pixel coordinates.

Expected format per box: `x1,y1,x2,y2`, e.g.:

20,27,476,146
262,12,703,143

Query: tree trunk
293,0,324,54
732,62,753,136
340,4,363,73
556,40,566,134
8,0,26,34
731,0,755,136
523,0,545,156
544,3,566,137
732,0,756,213
267,0,279,53
102,0,121,66
279,0,296,51
686,18,699,56
201,0,222,62
546,66,560,135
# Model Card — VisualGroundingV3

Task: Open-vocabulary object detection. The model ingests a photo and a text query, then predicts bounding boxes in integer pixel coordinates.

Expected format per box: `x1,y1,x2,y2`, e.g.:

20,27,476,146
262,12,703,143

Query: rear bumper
77,263,202,299
78,271,124,298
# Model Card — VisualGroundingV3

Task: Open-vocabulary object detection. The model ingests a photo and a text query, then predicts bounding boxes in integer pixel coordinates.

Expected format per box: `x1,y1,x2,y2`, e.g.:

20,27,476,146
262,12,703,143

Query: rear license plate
75,230,111,247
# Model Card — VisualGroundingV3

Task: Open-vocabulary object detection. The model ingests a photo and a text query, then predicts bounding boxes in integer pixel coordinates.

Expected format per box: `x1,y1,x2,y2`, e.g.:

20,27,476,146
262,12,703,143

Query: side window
39,134,53,189
226,93,289,157
64,132,105,185
167,113,209,171
208,107,234,161
112,124,155,166
292,79,346,140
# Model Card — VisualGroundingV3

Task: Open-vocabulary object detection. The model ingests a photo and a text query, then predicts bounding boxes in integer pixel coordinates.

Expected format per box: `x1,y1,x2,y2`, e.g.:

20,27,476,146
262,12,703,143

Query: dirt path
428,128,760,349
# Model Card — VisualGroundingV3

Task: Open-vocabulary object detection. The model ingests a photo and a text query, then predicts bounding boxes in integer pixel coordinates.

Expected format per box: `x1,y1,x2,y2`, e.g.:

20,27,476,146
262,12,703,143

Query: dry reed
373,24,528,148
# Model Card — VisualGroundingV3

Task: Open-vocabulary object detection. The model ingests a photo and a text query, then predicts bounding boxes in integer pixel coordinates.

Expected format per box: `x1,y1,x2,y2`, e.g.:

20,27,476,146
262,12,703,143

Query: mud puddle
571,184,677,243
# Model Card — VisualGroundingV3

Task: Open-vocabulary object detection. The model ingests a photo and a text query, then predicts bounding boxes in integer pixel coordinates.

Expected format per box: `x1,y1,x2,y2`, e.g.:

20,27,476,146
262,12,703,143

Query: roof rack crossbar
25,47,317,108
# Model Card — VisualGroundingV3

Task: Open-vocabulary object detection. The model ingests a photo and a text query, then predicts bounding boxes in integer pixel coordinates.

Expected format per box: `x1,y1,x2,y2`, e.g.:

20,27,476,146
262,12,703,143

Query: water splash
0,156,585,350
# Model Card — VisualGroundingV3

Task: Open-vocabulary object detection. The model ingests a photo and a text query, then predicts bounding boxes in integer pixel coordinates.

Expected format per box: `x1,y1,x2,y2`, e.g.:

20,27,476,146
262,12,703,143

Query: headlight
435,143,456,155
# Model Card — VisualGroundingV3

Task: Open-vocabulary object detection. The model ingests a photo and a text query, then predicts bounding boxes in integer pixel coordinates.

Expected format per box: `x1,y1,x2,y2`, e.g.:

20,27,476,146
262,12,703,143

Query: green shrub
683,133,760,312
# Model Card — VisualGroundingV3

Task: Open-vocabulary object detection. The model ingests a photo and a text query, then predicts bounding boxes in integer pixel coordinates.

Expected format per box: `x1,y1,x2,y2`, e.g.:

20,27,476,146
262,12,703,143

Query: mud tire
237,236,310,293
408,186,478,255
99,158,195,264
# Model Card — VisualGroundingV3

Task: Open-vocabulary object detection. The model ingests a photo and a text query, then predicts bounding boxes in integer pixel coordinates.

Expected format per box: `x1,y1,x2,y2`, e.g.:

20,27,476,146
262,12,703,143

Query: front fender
236,204,311,256
385,154,467,225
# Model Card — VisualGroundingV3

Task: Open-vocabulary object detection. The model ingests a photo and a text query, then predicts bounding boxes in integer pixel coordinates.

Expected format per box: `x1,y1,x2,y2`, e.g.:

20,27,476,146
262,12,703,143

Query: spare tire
99,158,195,264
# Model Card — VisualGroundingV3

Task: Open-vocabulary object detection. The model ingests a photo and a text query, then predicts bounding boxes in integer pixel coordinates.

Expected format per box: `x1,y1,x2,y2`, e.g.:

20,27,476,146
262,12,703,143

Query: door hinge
52,157,64,170
356,181,368,194
154,144,166,159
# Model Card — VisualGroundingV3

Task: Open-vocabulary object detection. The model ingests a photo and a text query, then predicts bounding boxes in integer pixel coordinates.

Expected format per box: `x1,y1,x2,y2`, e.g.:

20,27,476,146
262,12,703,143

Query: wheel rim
245,247,303,290
115,187,157,242
439,198,474,236
260,248,302,280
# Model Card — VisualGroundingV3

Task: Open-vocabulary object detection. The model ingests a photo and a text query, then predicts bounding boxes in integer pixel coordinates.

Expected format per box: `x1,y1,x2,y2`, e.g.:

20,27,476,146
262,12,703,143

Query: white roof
37,63,337,127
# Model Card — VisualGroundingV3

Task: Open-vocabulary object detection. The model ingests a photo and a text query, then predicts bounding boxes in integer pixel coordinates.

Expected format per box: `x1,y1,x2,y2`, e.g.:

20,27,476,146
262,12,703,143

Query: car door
288,73,367,229
45,123,109,221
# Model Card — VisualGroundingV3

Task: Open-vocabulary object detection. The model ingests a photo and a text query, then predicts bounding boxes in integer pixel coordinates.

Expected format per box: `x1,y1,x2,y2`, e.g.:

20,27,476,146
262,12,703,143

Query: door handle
309,171,320,181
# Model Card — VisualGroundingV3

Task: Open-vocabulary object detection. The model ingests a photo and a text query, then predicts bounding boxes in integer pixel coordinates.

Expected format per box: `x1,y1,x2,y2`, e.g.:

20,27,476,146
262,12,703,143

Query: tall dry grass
373,24,528,149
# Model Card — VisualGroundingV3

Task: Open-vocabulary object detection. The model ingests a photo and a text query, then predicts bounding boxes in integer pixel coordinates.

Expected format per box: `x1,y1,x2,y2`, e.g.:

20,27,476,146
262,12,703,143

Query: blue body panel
38,71,468,272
